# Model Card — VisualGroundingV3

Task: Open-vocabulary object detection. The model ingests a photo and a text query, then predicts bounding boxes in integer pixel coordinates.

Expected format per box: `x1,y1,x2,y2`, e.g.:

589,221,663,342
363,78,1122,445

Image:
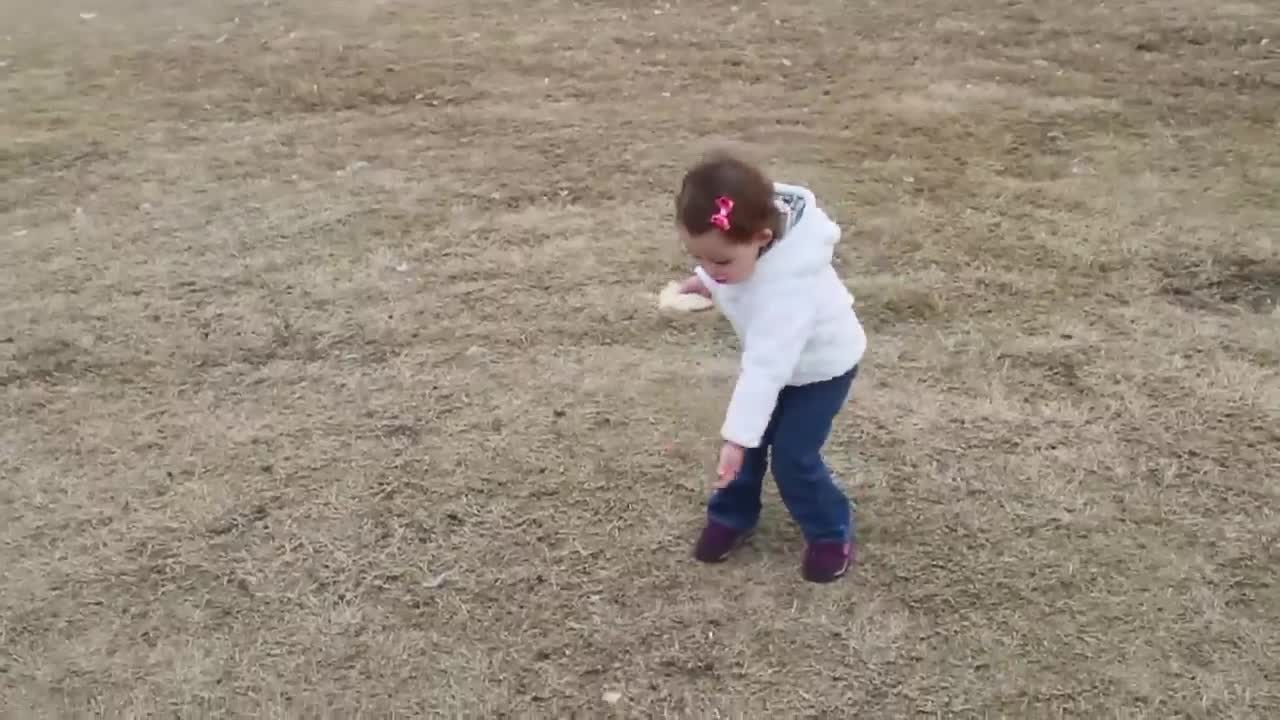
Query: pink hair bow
709,196,734,231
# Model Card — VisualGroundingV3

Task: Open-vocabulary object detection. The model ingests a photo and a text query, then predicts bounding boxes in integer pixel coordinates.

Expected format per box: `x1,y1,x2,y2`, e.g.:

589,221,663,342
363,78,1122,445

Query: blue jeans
708,366,857,544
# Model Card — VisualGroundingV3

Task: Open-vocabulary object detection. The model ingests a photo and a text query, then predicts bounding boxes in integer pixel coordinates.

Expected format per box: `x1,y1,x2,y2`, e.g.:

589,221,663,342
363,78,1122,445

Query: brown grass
2,0,1279,716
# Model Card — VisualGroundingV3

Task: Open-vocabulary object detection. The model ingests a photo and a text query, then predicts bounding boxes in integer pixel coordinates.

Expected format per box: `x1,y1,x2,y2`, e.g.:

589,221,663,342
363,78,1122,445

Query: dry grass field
2,0,1278,716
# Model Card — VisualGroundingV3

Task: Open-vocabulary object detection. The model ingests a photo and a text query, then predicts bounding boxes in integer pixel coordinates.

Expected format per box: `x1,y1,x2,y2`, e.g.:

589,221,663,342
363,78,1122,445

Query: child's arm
720,281,818,448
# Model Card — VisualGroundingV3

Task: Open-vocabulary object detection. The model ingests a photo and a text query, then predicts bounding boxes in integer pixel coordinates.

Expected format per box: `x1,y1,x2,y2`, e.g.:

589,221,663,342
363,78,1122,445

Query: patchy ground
2,0,1278,716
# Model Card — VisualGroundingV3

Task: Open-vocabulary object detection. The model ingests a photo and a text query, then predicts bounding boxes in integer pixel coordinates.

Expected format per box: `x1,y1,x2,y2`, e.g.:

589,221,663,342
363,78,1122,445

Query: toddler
670,152,867,583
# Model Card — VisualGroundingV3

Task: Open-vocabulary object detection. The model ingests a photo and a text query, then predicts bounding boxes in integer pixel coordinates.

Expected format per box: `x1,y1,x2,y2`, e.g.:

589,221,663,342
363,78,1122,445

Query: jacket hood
755,182,841,282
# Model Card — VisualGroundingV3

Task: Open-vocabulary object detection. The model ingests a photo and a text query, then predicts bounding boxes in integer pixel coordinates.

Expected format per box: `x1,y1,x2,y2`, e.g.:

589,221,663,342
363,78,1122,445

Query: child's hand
658,277,714,312
715,441,745,488
678,274,711,298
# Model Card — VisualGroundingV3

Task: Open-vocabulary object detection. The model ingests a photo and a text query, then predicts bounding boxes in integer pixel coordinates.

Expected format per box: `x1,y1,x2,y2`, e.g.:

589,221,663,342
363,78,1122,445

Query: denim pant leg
769,368,857,543
706,416,777,532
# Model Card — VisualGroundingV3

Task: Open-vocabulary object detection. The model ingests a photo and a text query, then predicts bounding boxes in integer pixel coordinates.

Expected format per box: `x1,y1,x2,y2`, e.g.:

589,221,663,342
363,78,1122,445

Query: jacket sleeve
720,281,818,448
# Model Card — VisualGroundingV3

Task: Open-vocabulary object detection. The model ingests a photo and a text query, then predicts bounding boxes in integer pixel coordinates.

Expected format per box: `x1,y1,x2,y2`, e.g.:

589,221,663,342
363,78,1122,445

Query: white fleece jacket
694,182,866,449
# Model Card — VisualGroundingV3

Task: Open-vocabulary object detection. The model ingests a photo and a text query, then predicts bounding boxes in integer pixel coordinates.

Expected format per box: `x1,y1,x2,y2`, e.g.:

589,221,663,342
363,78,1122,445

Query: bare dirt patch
1161,252,1280,314
2,0,1279,716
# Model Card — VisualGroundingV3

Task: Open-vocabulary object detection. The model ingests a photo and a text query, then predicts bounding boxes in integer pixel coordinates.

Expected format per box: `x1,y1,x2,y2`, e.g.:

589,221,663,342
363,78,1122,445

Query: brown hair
675,151,782,244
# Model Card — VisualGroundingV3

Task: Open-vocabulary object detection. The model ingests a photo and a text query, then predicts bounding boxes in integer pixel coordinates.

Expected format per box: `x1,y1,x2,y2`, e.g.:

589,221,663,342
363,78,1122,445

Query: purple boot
802,541,854,583
693,520,752,563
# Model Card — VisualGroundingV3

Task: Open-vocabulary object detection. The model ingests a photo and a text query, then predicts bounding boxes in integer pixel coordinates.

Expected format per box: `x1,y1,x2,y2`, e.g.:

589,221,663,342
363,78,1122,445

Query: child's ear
754,228,774,247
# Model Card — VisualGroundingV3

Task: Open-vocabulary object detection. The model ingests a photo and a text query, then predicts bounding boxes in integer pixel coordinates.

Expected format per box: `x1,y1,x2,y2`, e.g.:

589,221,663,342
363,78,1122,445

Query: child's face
680,225,773,285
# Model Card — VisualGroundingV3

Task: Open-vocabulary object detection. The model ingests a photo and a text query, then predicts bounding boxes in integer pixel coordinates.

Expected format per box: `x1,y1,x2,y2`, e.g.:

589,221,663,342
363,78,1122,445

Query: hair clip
709,196,734,231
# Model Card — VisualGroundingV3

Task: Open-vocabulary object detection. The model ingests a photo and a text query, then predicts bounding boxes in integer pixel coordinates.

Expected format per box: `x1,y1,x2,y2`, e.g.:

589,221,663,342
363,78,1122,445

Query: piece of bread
658,280,714,312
